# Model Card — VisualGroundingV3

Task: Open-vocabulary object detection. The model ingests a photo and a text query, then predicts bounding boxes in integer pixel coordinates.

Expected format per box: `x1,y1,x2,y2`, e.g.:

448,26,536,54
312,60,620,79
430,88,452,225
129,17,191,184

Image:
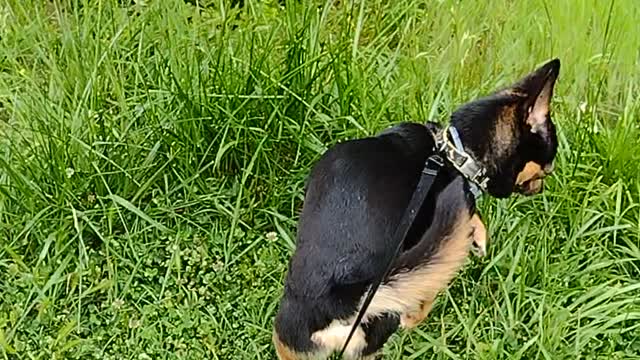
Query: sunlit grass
0,0,639,358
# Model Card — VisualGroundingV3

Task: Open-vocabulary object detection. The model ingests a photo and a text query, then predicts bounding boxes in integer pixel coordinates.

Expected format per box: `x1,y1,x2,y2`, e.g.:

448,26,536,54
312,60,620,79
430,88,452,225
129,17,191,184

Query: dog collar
434,126,489,199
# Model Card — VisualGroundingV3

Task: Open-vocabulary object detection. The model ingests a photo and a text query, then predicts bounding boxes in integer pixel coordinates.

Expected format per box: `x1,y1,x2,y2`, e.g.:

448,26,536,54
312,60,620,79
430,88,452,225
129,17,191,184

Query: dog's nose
543,163,554,174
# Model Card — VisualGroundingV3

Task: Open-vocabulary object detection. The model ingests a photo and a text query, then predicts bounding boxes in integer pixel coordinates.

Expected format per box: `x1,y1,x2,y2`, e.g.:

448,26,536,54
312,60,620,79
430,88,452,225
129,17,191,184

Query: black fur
390,176,473,275
274,59,561,357
274,122,474,353
360,314,400,356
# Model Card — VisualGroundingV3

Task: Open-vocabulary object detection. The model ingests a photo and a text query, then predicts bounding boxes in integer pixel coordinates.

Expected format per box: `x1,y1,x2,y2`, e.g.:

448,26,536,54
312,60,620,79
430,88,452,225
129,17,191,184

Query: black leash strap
337,154,444,358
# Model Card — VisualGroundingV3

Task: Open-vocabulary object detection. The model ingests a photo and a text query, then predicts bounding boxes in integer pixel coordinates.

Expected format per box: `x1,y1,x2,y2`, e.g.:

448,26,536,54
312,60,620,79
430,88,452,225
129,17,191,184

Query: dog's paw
400,312,422,330
469,214,487,257
400,300,434,330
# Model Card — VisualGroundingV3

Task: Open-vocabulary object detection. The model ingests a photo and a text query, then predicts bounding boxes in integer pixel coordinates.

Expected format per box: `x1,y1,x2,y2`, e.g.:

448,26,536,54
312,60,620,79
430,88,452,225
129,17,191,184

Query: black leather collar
432,126,489,199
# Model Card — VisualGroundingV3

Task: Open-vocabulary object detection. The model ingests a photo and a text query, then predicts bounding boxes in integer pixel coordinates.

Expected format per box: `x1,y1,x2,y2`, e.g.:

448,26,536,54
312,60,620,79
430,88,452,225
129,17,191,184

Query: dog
273,59,561,359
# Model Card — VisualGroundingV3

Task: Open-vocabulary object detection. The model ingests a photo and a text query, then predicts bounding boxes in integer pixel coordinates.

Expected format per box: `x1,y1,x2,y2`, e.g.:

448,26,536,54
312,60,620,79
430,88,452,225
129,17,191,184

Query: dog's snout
517,178,543,195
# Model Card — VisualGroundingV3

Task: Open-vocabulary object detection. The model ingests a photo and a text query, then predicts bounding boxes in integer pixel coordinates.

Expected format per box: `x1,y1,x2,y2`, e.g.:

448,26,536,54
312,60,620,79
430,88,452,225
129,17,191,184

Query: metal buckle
428,154,444,167
423,155,444,176
478,177,489,189
457,154,478,174
434,125,488,194
447,139,488,192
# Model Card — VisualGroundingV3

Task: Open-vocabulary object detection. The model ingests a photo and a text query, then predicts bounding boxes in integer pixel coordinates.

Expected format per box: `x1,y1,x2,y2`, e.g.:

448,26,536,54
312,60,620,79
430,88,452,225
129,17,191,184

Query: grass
0,0,639,358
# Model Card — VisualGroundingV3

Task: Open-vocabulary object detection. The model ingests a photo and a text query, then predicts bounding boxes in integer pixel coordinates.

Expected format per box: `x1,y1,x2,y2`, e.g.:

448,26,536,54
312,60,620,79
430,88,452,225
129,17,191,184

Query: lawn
0,0,639,359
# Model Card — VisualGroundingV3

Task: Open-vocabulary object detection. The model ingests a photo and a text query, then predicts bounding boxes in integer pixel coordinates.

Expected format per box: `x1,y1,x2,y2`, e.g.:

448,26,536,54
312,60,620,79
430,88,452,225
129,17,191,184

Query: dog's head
449,59,561,198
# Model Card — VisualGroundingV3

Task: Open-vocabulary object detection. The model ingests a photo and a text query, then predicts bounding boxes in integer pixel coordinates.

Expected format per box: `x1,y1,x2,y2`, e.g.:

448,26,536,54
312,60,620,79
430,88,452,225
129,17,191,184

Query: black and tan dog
273,59,561,359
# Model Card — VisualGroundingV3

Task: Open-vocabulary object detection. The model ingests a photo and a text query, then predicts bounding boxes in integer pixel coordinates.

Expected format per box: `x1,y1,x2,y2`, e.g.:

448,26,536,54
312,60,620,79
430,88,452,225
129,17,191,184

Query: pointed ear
510,59,561,133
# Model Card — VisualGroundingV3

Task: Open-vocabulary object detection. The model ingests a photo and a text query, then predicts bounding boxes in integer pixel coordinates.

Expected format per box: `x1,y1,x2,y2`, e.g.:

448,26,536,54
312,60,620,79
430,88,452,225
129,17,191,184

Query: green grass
1,0,639,358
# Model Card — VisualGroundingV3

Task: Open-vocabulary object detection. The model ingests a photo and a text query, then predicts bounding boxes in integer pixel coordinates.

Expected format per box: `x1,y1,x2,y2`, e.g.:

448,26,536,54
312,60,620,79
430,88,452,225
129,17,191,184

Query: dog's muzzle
517,178,544,195
515,161,555,196
515,161,554,195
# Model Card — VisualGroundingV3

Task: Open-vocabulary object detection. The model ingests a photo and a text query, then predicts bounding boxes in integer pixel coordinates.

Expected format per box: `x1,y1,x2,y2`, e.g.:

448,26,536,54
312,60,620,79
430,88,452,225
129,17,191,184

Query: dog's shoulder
301,122,434,203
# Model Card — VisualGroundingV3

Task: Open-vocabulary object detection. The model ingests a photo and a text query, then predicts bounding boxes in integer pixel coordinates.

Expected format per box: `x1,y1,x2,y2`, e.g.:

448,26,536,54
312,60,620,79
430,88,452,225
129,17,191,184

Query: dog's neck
429,125,488,199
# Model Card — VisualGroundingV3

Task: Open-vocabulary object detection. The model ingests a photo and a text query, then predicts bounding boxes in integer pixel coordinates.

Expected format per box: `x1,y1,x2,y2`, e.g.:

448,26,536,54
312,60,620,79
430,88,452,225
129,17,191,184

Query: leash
336,153,444,358
336,125,489,357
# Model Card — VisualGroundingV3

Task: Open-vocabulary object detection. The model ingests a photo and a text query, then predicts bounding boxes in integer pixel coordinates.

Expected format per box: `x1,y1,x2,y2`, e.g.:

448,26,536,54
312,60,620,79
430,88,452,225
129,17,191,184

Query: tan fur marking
310,320,367,359
527,76,554,131
359,355,380,360
470,213,488,257
273,330,338,360
527,179,543,193
400,298,434,329
516,161,543,185
491,105,517,160
273,331,303,360
364,209,474,326
400,213,487,328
